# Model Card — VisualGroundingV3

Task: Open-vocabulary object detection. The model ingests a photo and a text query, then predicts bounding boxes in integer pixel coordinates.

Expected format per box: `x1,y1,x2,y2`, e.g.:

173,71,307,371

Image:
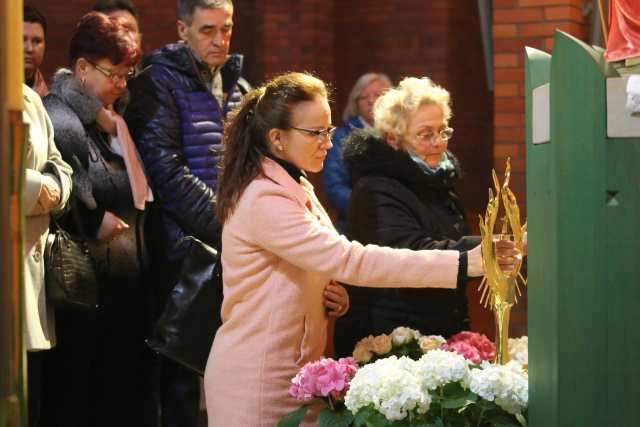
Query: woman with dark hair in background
42,12,155,426
334,77,480,357
202,71,520,425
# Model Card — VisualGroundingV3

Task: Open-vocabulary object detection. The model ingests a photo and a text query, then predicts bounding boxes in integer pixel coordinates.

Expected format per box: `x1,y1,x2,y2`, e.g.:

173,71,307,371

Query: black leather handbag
44,218,99,311
146,236,223,376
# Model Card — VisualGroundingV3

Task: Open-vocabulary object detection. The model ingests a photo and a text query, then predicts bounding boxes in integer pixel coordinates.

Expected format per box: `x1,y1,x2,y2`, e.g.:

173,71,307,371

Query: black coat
334,129,480,356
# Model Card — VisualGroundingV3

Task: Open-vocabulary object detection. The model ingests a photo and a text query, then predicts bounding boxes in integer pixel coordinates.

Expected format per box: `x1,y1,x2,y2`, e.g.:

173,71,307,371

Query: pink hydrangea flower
447,331,496,361
441,341,482,364
289,357,359,402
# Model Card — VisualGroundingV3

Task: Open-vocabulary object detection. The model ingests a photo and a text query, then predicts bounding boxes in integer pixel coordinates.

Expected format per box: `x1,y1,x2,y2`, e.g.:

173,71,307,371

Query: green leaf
482,408,521,427
422,417,445,427
318,407,354,427
277,404,311,427
515,413,528,427
440,392,478,409
353,406,389,427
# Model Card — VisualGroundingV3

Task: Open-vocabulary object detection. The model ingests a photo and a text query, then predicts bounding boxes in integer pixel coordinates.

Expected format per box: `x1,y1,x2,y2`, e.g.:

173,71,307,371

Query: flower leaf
277,404,311,427
353,406,388,427
318,407,354,427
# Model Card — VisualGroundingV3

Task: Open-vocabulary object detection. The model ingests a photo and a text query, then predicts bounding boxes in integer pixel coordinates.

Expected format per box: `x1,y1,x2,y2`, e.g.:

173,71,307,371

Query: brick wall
492,0,591,209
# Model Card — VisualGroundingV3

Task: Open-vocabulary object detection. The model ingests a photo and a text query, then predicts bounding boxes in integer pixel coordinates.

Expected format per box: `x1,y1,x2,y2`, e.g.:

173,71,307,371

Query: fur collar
49,68,103,125
342,128,462,191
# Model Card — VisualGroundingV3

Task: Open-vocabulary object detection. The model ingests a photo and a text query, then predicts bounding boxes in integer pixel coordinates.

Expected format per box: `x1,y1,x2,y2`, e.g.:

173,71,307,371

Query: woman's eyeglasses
88,60,135,84
290,126,336,142
414,127,454,143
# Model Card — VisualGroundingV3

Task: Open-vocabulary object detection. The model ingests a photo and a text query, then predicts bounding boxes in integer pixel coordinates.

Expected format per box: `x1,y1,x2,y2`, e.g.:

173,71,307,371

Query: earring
81,76,87,87
276,145,284,151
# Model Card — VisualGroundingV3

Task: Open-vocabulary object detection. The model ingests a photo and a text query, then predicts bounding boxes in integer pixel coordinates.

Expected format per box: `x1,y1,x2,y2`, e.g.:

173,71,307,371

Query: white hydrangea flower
469,361,528,415
508,336,528,365
415,349,471,391
345,356,431,421
390,326,421,346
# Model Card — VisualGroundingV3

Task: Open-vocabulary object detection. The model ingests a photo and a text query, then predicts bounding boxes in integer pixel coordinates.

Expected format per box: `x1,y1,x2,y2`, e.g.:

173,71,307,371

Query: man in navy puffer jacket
124,1,249,426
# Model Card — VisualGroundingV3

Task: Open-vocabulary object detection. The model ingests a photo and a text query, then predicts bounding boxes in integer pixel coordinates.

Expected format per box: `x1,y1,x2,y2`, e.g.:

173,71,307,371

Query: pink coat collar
261,157,315,209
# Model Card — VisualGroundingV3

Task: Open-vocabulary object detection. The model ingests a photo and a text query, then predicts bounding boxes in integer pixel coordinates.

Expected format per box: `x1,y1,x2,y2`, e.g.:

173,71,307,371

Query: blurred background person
92,0,142,51
24,5,49,97
41,12,155,426
334,76,481,357
322,72,391,232
22,83,73,427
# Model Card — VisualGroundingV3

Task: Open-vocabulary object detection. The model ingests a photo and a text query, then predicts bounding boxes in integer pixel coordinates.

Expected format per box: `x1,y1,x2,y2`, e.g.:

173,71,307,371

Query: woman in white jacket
22,84,73,425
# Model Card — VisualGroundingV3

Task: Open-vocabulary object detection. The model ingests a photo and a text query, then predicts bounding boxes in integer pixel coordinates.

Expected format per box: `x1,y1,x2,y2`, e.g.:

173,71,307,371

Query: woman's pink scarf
107,110,153,210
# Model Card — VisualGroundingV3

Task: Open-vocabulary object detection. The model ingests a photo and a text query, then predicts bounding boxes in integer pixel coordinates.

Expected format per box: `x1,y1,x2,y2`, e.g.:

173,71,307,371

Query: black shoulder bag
146,236,223,376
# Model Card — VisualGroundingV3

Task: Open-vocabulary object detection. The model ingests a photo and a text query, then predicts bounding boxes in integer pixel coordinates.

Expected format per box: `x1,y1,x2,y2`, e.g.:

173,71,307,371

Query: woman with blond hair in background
323,72,391,232
334,77,481,357
205,71,518,425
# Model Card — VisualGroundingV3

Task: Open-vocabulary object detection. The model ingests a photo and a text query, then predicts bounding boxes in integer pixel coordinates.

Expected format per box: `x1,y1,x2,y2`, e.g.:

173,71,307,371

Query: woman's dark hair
216,72,328,223
69,12,141,67
24,5,47,35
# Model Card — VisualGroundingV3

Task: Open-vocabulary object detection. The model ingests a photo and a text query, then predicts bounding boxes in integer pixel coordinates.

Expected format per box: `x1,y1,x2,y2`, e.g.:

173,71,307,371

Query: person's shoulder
22,84,40,105
136,43,195,84
353,174,410,200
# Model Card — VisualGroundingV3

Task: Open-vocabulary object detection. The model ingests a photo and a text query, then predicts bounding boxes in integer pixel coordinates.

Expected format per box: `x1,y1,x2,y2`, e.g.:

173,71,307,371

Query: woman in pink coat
204,72,514,425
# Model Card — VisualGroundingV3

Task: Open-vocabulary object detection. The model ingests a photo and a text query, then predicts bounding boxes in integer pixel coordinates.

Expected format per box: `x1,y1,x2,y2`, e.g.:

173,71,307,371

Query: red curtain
605,0,640,62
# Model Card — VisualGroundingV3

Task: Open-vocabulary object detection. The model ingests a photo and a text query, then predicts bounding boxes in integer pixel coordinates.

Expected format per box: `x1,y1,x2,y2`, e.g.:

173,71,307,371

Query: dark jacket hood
342,128,462,192
141,43,244,93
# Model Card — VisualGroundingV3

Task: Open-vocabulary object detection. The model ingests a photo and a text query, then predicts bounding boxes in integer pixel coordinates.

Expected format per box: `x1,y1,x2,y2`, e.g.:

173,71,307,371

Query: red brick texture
492,0,591,211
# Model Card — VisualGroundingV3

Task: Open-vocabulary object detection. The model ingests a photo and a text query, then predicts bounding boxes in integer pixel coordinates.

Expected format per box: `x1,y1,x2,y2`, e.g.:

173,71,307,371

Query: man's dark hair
177,0,233,25
24,5,47,35
92,0,139,19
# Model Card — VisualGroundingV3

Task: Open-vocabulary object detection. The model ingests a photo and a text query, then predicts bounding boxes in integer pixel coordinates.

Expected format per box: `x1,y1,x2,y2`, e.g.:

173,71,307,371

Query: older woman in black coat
334,77,481,357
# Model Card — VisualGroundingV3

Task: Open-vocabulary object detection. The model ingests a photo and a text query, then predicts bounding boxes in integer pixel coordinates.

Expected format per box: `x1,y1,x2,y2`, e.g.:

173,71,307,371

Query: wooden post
0,0,26,426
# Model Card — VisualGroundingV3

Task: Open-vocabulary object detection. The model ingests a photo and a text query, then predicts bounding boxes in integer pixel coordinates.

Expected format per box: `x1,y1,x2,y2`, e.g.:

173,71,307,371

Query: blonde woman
322,72,391,232
335,77,480,356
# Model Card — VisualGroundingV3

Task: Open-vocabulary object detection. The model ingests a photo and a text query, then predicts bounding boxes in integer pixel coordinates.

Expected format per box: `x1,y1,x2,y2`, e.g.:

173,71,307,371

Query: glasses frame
87,60,134,84
414,127,454,144
290,126,336,142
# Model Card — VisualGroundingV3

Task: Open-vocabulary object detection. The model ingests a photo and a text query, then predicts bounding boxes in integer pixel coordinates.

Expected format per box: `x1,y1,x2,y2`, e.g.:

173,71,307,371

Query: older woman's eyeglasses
88,60,135,84
414,127,454,143
290,126,336,142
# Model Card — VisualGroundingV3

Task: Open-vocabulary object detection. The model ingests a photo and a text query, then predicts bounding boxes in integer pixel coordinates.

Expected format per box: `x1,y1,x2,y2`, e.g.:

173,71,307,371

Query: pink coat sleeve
245,185,460,289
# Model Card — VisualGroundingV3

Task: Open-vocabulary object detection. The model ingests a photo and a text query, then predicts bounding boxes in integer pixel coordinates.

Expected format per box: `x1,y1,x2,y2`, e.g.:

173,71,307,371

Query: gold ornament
478,158,527,364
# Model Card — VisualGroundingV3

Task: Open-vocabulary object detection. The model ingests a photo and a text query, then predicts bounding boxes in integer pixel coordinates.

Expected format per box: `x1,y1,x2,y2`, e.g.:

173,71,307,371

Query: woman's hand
96,211,129,242
324,281,349,318
494,239,523,274
31,176,60,215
